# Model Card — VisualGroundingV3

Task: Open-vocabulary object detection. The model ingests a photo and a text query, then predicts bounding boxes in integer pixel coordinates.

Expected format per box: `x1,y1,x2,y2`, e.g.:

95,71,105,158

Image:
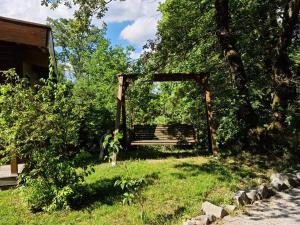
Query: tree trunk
111,152,117,167
214,0,257,130
270,0,300,130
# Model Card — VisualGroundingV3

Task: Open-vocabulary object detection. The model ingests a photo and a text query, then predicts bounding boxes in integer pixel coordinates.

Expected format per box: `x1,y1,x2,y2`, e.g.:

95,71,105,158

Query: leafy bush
102,131,123,166
72,78,114,152
0,70,92,211
114,176,145,205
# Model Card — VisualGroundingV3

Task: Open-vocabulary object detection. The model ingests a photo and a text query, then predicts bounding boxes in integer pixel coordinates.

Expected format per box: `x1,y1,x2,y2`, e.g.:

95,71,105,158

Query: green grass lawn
0,149,268,225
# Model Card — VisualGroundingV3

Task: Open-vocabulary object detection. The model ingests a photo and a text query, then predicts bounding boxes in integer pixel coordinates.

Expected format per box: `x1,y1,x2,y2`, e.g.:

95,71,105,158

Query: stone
266,185,277,197
257,184,271,199
202,201,228,218
296,172,300,180
234,190,251,206
286,173,300,187
183,220,197,225
206,215,216,223
271,172,297,188
271,173,285,182
271,180,289,191
183,215,213,225
224,205,236,213
246,189,258,203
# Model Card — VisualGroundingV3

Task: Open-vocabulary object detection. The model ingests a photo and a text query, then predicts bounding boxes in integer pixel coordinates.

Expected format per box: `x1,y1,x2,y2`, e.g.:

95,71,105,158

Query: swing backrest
130,124,197,146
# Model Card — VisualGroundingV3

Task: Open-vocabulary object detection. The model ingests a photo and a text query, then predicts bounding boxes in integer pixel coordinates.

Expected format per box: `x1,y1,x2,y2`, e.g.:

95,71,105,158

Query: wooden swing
114,73,218,155
131,124,197,146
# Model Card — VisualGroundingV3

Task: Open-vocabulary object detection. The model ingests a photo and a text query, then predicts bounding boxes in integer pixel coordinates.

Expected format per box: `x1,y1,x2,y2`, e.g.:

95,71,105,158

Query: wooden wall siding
0,17,57,77
0,42,22,75
0,19,48,48
23,45,49,67
0,42,50,82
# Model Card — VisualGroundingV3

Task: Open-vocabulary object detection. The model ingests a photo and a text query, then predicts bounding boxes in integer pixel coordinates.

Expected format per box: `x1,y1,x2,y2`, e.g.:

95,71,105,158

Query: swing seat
130,124,197,146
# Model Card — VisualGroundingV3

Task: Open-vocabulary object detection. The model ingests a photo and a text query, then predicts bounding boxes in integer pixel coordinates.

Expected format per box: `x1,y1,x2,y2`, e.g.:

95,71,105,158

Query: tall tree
214,0,257,131
270,0,300,129
48,18,106,79
49,17,131,149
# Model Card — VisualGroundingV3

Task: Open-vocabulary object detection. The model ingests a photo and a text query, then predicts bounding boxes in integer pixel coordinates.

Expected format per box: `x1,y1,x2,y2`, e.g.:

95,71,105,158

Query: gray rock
296,172,300,180
234,190,251,206
246,189,258,203
183,215,212,225
183,220,198,225
206,215,216,223
266,185,277,197
202,201,228,218
271,180,289,191
271,173,285,182
194,215,210,225
257,184,269,199
224,205,236,213
286,173,300,187
271,172,296,188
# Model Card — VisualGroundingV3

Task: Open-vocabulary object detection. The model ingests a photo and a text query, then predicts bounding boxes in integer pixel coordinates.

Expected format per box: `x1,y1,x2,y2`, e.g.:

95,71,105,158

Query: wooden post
113,74,126,165
121,80,128,148
202,78,218,156
10,152,18,175
115,75,125,132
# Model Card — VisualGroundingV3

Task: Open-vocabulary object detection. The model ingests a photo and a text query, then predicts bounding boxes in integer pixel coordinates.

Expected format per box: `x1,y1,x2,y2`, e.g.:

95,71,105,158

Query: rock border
183,170,300,225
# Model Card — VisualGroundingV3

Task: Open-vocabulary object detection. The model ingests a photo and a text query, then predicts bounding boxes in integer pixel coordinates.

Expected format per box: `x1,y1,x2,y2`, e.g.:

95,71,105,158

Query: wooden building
0,16,56,187
0,16,56,82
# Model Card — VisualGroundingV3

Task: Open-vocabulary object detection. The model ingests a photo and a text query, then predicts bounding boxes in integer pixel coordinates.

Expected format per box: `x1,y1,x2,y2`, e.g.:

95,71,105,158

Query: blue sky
106,21,138,50
0,0,163,58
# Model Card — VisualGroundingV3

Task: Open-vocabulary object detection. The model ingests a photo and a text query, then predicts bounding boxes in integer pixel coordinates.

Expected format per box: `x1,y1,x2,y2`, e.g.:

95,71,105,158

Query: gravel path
219,188,300,225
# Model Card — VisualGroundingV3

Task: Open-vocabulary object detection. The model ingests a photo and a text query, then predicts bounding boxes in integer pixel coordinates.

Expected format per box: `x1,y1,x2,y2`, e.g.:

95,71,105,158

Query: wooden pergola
114,73,218,155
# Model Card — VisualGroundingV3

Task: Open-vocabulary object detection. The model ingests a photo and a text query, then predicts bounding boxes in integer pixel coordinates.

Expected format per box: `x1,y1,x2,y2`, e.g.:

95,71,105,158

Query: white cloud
105,0,164,46
104,0,162,23
120,17,158,46
0,0,74,24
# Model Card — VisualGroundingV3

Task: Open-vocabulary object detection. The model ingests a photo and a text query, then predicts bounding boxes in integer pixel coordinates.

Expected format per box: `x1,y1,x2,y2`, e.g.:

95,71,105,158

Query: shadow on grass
71,172,159,210
116,146,208,162
71,177,121,210
173,159,263,183
228,152,300,172
143,206,186,225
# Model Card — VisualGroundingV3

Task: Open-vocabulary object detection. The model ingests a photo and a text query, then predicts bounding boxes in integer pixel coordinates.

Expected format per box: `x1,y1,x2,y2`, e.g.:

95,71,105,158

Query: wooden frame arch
115,73,218,156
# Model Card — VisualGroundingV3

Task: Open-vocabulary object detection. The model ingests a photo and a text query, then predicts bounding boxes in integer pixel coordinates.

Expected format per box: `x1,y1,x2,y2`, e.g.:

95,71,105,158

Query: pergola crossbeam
123,73,207,83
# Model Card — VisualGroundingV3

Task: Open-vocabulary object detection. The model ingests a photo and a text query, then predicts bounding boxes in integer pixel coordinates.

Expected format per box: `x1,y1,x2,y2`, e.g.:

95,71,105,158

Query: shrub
0,70,92,211
114,176,145,205
102,131,123,166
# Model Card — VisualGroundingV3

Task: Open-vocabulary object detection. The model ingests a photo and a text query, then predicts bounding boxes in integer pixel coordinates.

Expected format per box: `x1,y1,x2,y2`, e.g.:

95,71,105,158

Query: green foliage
114,176,145,205
217,112,240,147
102,131,123,162
138,0,299,153
0,16,132,208
0,70,92,212
49,18,132,151
47,18,106,79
